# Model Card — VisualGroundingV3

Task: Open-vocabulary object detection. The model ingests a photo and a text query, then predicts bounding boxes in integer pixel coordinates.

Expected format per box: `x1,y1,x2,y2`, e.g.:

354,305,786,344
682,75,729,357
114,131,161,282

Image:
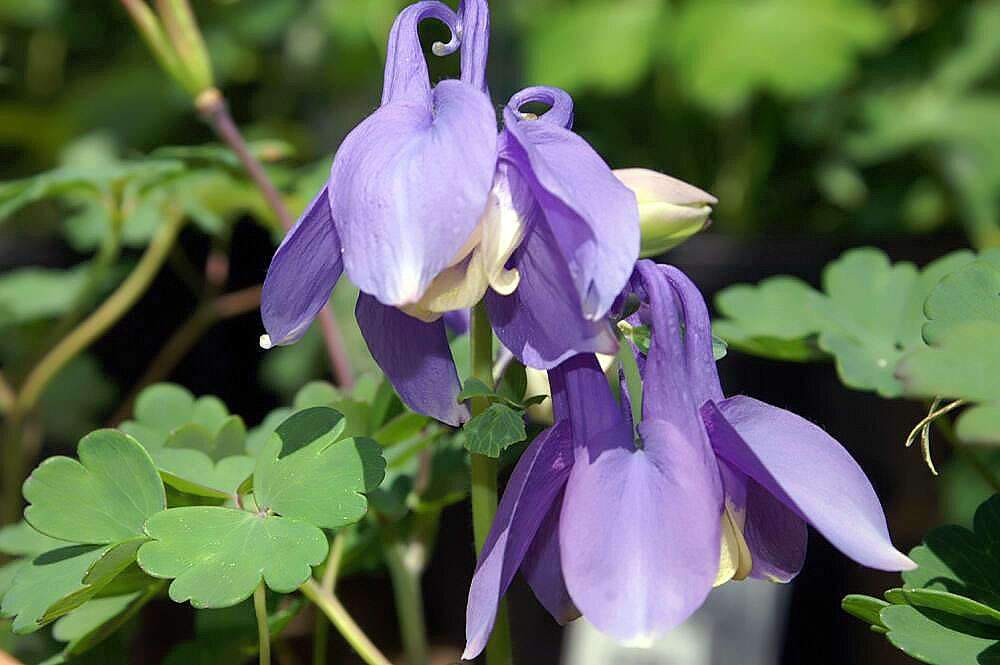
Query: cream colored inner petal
714,500,753,587
400,176,527,320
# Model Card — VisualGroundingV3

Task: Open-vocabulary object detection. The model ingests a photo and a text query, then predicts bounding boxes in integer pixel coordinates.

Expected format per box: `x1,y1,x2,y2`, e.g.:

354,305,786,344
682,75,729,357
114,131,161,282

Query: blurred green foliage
0,0,997,243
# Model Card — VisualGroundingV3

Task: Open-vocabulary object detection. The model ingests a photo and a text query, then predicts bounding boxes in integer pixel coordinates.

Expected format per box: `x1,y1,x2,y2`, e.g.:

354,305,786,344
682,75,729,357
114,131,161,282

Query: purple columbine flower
463,259,915,656
260,0,645,426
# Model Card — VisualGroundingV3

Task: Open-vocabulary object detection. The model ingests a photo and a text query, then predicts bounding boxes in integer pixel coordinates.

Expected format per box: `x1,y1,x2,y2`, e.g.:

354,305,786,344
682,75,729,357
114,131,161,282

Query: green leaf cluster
713,247,996,398
896,253,1000,445
2,389,387,658
844,493,1000,664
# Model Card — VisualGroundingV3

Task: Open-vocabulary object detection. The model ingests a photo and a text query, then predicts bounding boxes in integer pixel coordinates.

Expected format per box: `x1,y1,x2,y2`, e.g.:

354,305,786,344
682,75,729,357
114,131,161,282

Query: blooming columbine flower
463,259,914,656
261,0,721,427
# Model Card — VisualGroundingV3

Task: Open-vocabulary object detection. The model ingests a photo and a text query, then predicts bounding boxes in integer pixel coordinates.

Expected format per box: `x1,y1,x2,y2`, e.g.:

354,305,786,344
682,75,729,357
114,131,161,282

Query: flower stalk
468,302,513,665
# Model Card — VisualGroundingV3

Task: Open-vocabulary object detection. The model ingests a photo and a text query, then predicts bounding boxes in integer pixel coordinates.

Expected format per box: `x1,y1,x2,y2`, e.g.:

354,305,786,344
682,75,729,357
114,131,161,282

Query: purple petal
464,422,573,660
354,294,468,426
559,418,722,644
486,218,617,370
501,95,638,320
631,262,717,435
458,0,489,92
548,354,626,449
521,491,580,625
261,185,342,347
744,475,808,582
331,80,497,307
381,2,459,104
629,261,723,415
443,309,470,336
702,396,915,572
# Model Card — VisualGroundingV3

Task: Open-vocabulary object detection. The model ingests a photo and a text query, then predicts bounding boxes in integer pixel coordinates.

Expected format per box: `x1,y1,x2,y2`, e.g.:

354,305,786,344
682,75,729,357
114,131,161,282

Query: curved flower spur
260,0,706,427
463,260,915,657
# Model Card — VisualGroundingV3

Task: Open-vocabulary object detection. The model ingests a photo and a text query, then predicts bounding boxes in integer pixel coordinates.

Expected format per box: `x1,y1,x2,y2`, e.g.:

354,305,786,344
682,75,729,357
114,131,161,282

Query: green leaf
957,403,1000,445
900,588,1000,628
922,260,1000,344
1,540,143,634
880,604,1000,665
714,248,982,396
842,594,889,628
0,265,90,327
712,336,728,361
52,592,140,654
463,403,527,458
254,407,386,529
373,412,431,446
897,259,1000,414
120,385,254,495
23,430,166,544
497,360,528,405
903,495,1000,609
523,0,661,95
458,377,547,412
0,521,65,557
668,0,889,113
137,507,327,608
457,378,494,403
897,322,1000,402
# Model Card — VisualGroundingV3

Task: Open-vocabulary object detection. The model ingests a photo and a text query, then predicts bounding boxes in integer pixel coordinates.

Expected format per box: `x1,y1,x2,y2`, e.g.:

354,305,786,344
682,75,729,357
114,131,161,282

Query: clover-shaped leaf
136,407,386,608
463,403,527,458
0,521,65,604
845,494,1000,664
137,507,327,609
120,384,255,498
120,383,231,449
23,429,165,544
1,540,143,634
715,248,982,396
896,259,1000,444
254,407,386,529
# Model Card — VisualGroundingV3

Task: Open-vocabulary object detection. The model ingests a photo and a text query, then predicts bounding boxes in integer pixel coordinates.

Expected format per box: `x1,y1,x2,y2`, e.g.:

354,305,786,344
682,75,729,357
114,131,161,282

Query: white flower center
400,171,527,322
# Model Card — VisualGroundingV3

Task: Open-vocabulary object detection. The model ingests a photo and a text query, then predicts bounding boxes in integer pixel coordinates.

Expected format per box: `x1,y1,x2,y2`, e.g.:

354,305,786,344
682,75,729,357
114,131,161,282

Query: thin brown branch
195,88,354,389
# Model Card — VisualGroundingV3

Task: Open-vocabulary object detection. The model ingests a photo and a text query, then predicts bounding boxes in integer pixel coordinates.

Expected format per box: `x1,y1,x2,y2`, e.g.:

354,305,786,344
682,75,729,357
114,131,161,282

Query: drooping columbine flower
261,0,657,425
463,259,914,656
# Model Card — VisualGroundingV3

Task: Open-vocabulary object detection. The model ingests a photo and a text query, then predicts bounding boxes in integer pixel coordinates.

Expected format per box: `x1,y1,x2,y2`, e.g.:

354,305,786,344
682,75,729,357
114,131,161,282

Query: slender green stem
254,582,271,665
468,302,513,665
299,579,392,665
313,533,345,665
383,534,429,665
2,211,185,523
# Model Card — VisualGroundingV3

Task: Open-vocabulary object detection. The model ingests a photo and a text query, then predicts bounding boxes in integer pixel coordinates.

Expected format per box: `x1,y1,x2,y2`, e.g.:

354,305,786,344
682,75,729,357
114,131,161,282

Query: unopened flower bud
614,168,716,257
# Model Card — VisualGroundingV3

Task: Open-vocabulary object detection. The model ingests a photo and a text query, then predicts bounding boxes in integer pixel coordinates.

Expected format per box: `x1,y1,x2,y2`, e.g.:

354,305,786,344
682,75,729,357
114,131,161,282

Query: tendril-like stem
905,398,967,474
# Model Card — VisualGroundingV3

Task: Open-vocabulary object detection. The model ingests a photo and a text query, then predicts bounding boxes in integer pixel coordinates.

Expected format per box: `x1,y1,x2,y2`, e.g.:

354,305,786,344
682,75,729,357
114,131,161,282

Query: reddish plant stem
195,88,354,389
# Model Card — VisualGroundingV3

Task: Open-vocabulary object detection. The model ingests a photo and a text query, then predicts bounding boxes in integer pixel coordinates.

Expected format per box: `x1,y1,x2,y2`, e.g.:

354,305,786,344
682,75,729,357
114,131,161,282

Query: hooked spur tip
259,334,273,350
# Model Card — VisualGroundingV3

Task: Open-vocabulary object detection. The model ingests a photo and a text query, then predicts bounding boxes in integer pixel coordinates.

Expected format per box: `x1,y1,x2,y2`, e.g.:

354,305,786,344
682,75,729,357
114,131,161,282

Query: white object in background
561,580,790,665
